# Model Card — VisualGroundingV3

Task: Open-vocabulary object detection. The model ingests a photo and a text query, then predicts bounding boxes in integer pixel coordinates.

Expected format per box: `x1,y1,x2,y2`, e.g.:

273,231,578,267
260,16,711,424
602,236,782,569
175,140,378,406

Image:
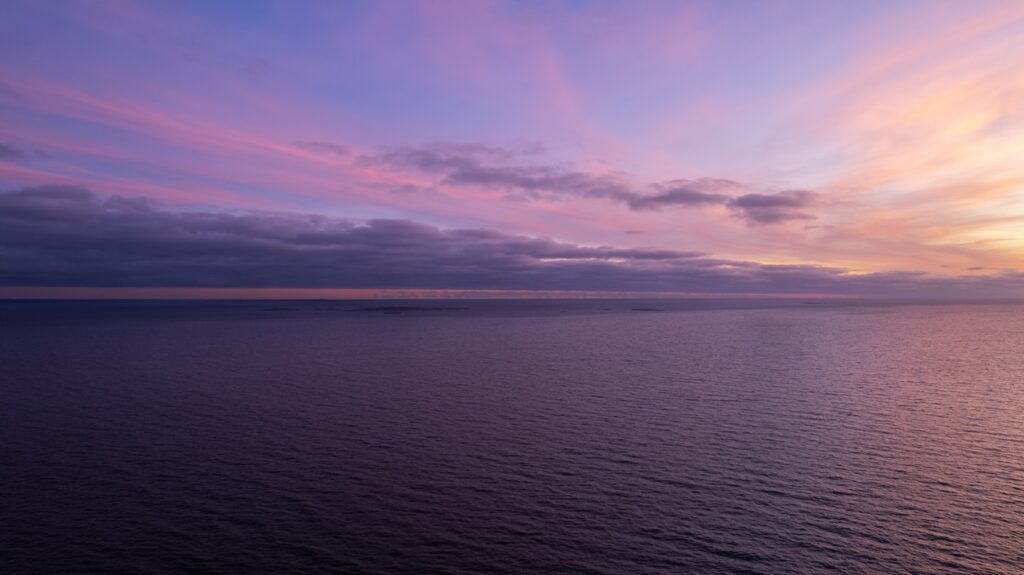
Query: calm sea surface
2,299,1023,574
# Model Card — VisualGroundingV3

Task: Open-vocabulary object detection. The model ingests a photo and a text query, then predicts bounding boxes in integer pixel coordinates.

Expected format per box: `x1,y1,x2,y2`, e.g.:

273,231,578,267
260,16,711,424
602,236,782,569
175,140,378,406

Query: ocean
2,299,1022,574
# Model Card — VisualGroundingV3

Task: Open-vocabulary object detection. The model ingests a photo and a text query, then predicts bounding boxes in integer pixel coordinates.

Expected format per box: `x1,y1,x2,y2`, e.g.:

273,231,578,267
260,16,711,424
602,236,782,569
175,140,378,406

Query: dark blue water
2,299,1023,574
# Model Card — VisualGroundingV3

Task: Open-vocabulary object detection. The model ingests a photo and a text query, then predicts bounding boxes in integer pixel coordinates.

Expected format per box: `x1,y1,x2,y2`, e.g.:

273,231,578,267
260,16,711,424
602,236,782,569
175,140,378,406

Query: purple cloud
367,143,635,203
628,178,737,210
2,186,1022,298
292,141,350,156
726,190,817,225
368,143,817,224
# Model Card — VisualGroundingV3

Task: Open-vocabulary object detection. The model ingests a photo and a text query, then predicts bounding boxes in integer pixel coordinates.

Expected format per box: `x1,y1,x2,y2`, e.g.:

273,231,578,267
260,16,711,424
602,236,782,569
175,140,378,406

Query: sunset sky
3,0,1024,297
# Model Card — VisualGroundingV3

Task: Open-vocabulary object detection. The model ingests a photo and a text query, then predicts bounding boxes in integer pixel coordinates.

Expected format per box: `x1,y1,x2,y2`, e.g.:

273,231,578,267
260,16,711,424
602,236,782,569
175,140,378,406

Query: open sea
1,299,1022,574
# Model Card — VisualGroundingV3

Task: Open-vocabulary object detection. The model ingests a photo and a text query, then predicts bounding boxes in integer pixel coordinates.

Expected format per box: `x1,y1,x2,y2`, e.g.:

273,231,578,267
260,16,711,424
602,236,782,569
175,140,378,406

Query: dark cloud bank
366,143,817,224
2,185,1022,298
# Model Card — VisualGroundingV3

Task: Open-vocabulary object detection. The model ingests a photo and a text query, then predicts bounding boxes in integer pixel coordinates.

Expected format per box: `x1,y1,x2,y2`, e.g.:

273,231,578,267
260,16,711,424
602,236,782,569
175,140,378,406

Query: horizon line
0,287,859,300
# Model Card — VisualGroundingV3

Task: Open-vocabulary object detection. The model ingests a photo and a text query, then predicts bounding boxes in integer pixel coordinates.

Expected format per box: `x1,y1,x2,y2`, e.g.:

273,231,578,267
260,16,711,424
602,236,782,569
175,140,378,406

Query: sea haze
2,299,1023,574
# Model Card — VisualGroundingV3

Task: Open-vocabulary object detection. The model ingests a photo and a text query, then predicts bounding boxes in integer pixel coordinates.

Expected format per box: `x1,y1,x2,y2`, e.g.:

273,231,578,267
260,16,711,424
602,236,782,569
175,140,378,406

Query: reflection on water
2,300,1023,573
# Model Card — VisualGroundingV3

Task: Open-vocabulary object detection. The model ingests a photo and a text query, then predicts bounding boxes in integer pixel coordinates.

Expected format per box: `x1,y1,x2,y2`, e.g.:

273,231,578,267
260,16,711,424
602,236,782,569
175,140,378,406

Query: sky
2,0,1024,298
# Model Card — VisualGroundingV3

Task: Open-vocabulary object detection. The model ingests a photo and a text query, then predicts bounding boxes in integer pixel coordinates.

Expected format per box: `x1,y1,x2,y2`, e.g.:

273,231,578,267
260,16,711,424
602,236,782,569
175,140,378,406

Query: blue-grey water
2,299,1023,574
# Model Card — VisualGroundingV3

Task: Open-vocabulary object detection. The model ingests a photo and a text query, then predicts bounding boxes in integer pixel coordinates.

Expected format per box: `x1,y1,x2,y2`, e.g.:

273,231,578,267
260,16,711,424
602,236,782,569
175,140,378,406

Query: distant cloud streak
727,190,817,224
369,143,817,224
292,141,350,156
628,178,735,210
366,143,636,203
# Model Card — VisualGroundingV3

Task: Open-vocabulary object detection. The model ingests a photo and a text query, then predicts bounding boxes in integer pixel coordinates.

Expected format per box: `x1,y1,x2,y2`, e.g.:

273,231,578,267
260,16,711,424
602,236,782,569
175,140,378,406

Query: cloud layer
2,186,1021,297
3,2,1024,277
368,143,817,225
